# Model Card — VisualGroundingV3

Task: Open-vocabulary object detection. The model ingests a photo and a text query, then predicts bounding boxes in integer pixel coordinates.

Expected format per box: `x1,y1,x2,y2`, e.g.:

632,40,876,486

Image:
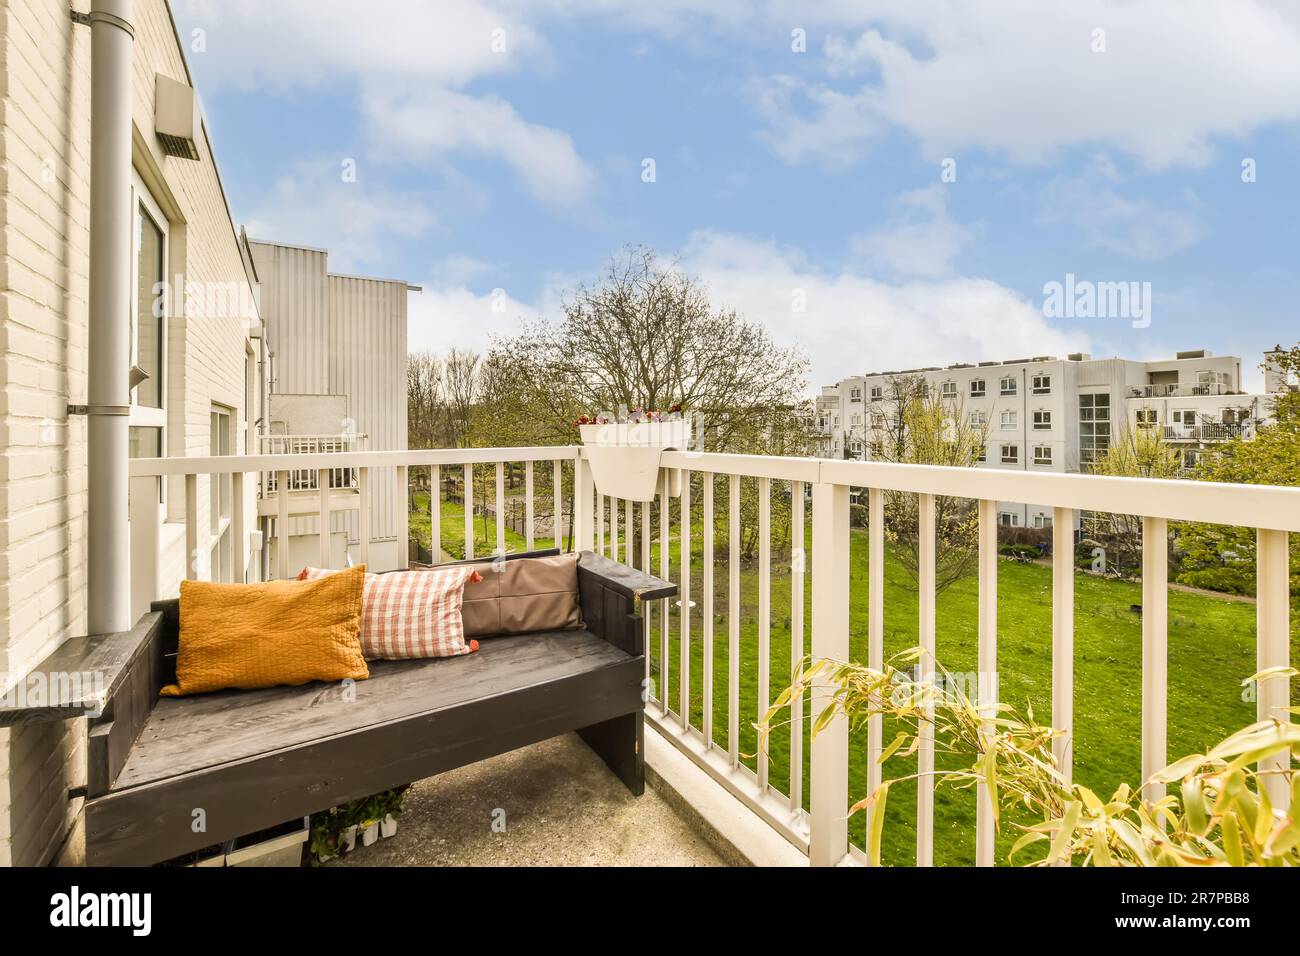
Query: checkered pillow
298,566,482,660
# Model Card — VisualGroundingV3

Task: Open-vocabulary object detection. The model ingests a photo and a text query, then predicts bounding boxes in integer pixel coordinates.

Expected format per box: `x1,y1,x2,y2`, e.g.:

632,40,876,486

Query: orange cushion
161,565,369,697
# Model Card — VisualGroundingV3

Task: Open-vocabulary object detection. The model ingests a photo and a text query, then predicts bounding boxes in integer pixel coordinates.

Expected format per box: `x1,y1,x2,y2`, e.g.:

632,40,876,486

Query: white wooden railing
126,444,1297,866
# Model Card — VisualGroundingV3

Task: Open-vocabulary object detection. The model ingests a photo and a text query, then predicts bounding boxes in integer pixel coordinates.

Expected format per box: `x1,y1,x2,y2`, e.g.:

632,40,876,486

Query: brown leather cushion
461,552,584,637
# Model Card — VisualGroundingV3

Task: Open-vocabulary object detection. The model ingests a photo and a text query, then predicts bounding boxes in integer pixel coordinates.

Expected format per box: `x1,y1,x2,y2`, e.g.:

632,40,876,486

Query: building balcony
107,443,1299,867
257,432,367,516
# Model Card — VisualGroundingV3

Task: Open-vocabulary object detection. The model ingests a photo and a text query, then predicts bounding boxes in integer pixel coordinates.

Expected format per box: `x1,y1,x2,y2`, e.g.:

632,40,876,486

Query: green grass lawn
409,489,1289,866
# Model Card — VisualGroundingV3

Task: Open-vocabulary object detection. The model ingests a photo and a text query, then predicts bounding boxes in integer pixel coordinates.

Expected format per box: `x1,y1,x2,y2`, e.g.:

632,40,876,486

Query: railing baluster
866,486,884,857
463,463,474,560
642,495,652,698
728,474,740,767
552,459,563,550
809,480,849,867
790,479,805,813
358,466,371,568
598,493,606,556
976,498,998,866
318,468,330,569
680,473,691,730
659,473,670,718
917,492,936,867
757,476,771,792
185,473,199,582
624,499,632,566
1257,528,1292,808
397,464,409,569
703,473,715,746
1141,516,1168,805
275,470,289,580
495,461,506,557
610,496,620,563
430,464,441,564
1052,506,1074,791
231,471,245,583
524,460,535,552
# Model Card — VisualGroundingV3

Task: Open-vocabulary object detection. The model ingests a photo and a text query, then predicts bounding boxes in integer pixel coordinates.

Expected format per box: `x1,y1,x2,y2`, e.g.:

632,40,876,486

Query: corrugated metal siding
328,274,409,544
247,242,329,394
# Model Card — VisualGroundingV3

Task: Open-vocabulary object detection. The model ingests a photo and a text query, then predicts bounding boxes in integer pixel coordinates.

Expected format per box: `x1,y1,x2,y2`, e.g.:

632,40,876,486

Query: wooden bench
1,550,675,866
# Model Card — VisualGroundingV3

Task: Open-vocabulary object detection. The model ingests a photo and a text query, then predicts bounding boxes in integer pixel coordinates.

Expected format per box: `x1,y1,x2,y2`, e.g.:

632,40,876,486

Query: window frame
1000,375,1018,396
130,172,168,431
1033,444,1053,466
1031,373,1051,394
969,378,986,398
1000,443,1019,464
1032,409,1052,430
1000,409,1018,430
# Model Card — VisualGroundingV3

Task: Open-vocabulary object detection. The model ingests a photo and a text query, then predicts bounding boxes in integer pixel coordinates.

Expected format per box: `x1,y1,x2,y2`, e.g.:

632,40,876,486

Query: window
941,381,958,399
1033,444,1053,466
850,387,862,401
850,413,862,426
1135,408,1158,427
976,445,987,463
969,378,986,398
129,176,168,502
1000,376,1017,396
1171,409,1196,425
870,385,882,401
1000,443,1019,464
1182,449,1199,469
1000,409,1017,430
1032,373,1051,394
1033,410,1052,430
999,512,1021,527
1032,513,1053,529
210,406,234,582
1079,393,1111,465
969,410,987,427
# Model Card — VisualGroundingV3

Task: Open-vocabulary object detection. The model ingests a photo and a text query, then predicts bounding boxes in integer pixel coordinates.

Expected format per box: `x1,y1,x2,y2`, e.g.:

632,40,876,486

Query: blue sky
175,1,1300,392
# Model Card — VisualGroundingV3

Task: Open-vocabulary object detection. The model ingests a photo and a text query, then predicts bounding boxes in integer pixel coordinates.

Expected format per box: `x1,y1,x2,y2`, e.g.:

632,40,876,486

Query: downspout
86,0,135,634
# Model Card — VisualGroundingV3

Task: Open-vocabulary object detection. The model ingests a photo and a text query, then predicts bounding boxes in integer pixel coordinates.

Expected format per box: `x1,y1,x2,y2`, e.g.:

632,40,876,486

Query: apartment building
815,350,1274,528
247,239,414,574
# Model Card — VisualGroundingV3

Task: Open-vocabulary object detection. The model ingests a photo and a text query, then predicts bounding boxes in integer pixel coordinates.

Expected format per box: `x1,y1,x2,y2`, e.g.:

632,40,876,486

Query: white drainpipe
86,0,135,634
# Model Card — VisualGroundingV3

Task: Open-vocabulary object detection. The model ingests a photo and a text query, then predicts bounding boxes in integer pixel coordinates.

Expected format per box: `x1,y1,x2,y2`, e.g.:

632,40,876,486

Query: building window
1000,409,1017,430
850,387,862,401
976,445,987,463
941,381,958,399
130,174,167,433
999,512,1021,527
870,385,882,401
1182,449,1199,469
1079,393,1111,465
1033,445,1053,466
1000,443,1019,464
969,378,986,398
850,413,862,426
1000,375,1017,396
1171,409,1196,425
970,410,987,427
1032,513,1053,529
1032,373,1051,394
1033,410,1052,430
1135,408,1158,427
210,405,234,582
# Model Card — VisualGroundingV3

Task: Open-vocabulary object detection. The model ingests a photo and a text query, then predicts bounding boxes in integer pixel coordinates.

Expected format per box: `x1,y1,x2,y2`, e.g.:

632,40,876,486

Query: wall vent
155,74,201,161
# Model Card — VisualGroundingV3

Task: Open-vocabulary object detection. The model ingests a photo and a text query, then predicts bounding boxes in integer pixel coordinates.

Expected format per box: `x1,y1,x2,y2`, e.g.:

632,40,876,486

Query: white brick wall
1,0,259,864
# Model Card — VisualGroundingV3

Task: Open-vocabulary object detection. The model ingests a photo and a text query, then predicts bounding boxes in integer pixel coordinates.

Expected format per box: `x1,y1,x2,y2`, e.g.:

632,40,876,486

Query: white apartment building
0,0,411,865
815,350,1275,529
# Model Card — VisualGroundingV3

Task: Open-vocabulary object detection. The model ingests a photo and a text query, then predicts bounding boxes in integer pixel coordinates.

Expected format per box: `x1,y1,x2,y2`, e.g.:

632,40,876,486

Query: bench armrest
576,551,675,658
0,613,163,726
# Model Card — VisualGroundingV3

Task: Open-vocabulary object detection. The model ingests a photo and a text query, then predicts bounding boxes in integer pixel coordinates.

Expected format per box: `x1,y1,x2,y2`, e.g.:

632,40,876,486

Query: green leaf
1047,801,1081,865
1221,814,1245,867
868,782,890,867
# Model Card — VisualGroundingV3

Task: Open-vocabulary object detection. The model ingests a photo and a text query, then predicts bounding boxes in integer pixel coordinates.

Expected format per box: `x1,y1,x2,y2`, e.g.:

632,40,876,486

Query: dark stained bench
2,550,674,866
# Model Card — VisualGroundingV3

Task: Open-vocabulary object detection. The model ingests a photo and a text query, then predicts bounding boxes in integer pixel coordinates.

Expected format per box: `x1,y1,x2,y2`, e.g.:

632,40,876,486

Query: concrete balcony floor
326,734,725,867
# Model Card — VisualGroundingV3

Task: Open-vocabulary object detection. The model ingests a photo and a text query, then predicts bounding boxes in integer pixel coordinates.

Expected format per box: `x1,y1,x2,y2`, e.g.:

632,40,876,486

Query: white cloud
850,185,974,278
757,0,1300,170
243,161,434,273
175,0,593,207
680,230,1088,387
406,284,539,355
1039,173,1205,262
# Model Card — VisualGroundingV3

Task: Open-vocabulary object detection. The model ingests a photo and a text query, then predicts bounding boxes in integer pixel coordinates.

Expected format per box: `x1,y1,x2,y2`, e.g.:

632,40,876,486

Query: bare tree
481,246,812,452
407,351,445,449
444,348,481,448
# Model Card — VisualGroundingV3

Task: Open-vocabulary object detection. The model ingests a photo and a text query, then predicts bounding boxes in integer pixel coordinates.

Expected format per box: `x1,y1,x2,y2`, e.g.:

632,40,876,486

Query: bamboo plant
758,649,1299,866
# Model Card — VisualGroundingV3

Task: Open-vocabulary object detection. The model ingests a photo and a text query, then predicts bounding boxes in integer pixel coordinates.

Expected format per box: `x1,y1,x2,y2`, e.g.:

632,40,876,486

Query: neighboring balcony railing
259,433,367,495
125,444,1297,867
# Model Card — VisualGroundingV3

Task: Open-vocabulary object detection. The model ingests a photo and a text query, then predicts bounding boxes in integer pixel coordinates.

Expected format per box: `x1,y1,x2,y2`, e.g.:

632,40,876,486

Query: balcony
1161,422,1252,442
124,443,1298,866
256,432,367,517
1132,382,1234,398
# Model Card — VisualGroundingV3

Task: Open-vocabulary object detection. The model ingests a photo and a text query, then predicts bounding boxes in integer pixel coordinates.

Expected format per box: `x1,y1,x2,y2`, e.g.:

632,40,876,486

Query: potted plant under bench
310,786,410,864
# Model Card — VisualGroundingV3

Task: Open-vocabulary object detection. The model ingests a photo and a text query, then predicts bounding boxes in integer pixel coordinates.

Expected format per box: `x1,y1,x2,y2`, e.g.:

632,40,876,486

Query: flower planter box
380,814,399,839
579,415,693,502
225,817,309,868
